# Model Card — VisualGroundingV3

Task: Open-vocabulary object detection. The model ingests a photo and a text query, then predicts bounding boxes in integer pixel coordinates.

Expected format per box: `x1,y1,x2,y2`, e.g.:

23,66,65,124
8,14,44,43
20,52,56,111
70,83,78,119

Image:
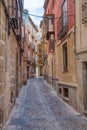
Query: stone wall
0,2,23,128
0,2,7,128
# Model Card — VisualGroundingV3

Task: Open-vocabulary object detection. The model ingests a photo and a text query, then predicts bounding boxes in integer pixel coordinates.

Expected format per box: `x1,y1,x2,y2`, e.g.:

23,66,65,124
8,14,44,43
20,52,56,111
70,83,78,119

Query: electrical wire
22,11,75,20
8,6,75,20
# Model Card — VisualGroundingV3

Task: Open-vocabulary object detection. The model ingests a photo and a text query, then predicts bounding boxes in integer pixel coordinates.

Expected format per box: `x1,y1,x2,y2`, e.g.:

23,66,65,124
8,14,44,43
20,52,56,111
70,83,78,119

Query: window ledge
63,97,69,102
84,111,87,115
62,69,68,73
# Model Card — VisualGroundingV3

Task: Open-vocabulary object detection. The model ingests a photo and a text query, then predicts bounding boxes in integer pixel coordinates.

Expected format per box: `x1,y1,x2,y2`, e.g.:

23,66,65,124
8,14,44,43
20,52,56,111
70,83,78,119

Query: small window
63,87,69,98
63,43,68,71
59,88,62,95
0,109,4,124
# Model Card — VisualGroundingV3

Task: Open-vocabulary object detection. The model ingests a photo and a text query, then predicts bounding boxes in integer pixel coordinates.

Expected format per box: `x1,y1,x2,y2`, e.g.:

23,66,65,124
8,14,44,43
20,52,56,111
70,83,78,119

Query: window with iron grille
62,0,68,26
62,43,68,71
82,0,87,24
47,14,54,33
58,0,68,39
63,87,69,98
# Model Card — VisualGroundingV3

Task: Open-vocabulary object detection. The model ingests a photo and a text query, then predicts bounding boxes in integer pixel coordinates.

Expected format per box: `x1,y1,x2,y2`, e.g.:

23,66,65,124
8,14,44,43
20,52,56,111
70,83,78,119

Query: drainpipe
51,56,53,86
73,0,76,53
74,0,78,110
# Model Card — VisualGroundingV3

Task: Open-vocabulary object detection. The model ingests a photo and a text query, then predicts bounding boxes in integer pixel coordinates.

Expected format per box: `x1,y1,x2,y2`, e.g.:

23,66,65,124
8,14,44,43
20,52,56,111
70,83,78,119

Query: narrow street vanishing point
3,78,87,130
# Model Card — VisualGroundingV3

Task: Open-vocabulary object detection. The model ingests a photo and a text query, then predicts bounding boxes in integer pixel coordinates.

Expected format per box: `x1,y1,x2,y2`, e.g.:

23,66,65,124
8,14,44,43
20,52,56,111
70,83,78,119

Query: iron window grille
58,0,68,39
45,14,54,40
82,0,87,24
57,12,68,39
62,43,68,71
47,14,54,33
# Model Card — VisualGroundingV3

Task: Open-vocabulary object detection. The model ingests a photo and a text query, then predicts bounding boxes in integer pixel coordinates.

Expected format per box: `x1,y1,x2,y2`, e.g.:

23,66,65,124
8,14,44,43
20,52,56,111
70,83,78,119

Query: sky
24,0,45,26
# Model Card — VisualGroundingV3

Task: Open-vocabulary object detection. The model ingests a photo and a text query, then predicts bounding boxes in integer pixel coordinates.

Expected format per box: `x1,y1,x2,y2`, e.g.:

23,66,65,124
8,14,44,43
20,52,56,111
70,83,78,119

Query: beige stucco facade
43,0,79,112
55,29,77,110
39,21,48,79
26,16,38,78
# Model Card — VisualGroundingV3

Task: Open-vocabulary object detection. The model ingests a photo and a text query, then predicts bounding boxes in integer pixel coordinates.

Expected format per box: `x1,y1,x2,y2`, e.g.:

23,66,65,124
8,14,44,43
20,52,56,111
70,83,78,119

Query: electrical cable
8,6,75,20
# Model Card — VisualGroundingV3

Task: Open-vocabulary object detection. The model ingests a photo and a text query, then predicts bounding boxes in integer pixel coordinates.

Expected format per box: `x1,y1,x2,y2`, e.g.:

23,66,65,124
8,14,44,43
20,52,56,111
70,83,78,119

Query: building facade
27,16,38,78
40,20,49,79
22,10,29,84
43,0,77,110
36,41,43,77
0,0,24,128
76,0,87,114
35,26,44,77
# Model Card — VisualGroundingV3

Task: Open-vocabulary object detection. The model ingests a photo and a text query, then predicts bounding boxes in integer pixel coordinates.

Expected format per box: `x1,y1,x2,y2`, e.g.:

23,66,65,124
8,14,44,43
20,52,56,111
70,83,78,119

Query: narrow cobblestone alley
3,78,87,130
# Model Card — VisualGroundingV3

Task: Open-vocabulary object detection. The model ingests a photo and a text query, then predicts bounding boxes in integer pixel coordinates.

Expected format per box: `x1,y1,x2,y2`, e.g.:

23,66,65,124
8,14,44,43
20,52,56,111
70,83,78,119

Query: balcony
50,33,55,43
57,12,68,39
27,58,32,64
8,3,18,30
8,17,18,36
82,0,87,24
46,14,54,40
37,57,43,65
21,24,25,39
32,58,36,64
27,58,35,64
31,43,35,51
28,41,31,47
16,34,21,42
11,17,18,29
8,2,19,35
49,43,54,51
21,42,24,52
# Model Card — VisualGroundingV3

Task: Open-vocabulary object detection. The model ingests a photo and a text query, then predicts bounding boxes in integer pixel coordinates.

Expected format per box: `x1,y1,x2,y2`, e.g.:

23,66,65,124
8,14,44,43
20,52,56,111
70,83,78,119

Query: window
59,88,62,95
82,0,87,23
0,109,4,124
63,87,69,98
83,62,87,110
63,43,68,71
62,0,68,26
58,0,68,39
47,14,54,33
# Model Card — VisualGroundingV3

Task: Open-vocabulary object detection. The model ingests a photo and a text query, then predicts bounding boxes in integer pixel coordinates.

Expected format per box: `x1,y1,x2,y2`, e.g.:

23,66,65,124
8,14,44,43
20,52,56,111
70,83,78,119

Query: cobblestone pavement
3,78,87,130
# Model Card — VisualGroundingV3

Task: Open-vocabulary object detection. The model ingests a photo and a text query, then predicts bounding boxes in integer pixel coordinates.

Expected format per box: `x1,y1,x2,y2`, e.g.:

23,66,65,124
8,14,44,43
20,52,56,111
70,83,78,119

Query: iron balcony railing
57,12,68,39
31,43,35,51
27,58,32,64
28,41,31,47
27,58,35,64
45,14,54,40
32,58,36,64
8,0,18,30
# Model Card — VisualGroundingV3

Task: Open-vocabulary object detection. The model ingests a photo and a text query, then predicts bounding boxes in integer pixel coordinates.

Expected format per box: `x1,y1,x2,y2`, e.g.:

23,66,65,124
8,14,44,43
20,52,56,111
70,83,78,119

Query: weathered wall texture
0,1,23,128
76,0,87,114
44,0,77,110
